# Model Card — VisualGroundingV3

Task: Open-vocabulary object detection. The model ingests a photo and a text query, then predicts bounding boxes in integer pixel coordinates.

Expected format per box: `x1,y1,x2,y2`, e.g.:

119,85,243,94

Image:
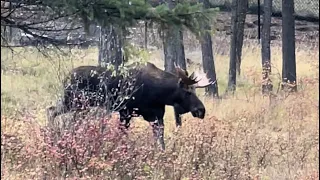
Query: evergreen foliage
41,0,219,37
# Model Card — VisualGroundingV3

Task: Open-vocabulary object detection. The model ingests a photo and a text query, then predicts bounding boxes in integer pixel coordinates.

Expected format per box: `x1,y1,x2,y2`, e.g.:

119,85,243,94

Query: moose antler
174,62,199,85
192,72,216,88
174,62,217,88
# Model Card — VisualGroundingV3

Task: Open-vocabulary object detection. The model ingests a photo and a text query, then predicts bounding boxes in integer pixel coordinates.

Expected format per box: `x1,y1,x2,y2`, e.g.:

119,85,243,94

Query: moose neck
135,66,182,106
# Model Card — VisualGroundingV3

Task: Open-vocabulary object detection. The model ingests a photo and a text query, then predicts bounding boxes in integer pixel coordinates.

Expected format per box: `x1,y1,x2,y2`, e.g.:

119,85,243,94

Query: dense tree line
1,0,298,97
227,0,297,93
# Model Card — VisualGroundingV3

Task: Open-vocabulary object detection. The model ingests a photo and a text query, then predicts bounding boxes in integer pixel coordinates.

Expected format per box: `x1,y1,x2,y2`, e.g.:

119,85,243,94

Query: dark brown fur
48,62,206,150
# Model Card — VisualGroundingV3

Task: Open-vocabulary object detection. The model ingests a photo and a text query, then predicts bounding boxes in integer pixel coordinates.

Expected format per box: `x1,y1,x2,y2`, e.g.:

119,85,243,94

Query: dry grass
1,42,319,179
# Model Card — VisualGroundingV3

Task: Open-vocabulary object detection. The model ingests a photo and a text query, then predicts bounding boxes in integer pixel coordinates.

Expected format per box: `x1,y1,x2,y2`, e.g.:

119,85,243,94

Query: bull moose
47,62,213,150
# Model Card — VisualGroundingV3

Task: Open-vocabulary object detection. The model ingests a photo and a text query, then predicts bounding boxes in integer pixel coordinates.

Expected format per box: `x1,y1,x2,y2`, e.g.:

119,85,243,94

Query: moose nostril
198,108,205,119
199,111,205,119
190,108,206,119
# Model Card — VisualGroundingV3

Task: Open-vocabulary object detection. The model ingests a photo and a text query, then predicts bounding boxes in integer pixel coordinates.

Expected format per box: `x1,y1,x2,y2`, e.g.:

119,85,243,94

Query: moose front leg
174,108,182,127
118,109,132,135
150,118,165,151
143,107,166,150
174,104,188,128
118,119,130,136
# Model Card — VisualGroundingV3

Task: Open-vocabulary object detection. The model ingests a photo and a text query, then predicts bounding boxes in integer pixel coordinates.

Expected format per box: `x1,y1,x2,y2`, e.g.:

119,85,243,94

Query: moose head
172,63,215,119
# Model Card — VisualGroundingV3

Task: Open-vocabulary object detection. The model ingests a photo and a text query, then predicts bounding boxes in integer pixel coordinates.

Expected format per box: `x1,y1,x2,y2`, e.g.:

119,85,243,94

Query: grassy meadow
1,42,319,179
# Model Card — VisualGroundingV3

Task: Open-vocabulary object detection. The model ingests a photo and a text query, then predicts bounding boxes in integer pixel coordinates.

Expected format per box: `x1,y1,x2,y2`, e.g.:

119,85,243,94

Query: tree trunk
1,1,13,45
227,0,248,92
144,21,148,49
281,0,297,92
235,0,248,75
163,26,176,73
170,29,187,127
199,0,219,97
98,24,123,71
163,0,187,127
163,26,186,73
227,0,238,92
177,29,187,70
163,0,186,73
261,0,273,94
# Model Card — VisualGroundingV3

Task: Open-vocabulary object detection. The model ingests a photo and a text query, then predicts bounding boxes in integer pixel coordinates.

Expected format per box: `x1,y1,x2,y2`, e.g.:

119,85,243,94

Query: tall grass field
1,42,319,179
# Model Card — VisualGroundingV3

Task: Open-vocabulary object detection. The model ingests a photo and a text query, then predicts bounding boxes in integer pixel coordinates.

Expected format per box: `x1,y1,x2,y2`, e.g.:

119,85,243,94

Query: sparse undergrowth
1,44,319,180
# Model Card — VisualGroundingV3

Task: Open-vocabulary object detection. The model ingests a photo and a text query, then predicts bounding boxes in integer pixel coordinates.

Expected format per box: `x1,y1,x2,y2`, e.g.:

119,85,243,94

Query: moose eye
185,91,192,97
